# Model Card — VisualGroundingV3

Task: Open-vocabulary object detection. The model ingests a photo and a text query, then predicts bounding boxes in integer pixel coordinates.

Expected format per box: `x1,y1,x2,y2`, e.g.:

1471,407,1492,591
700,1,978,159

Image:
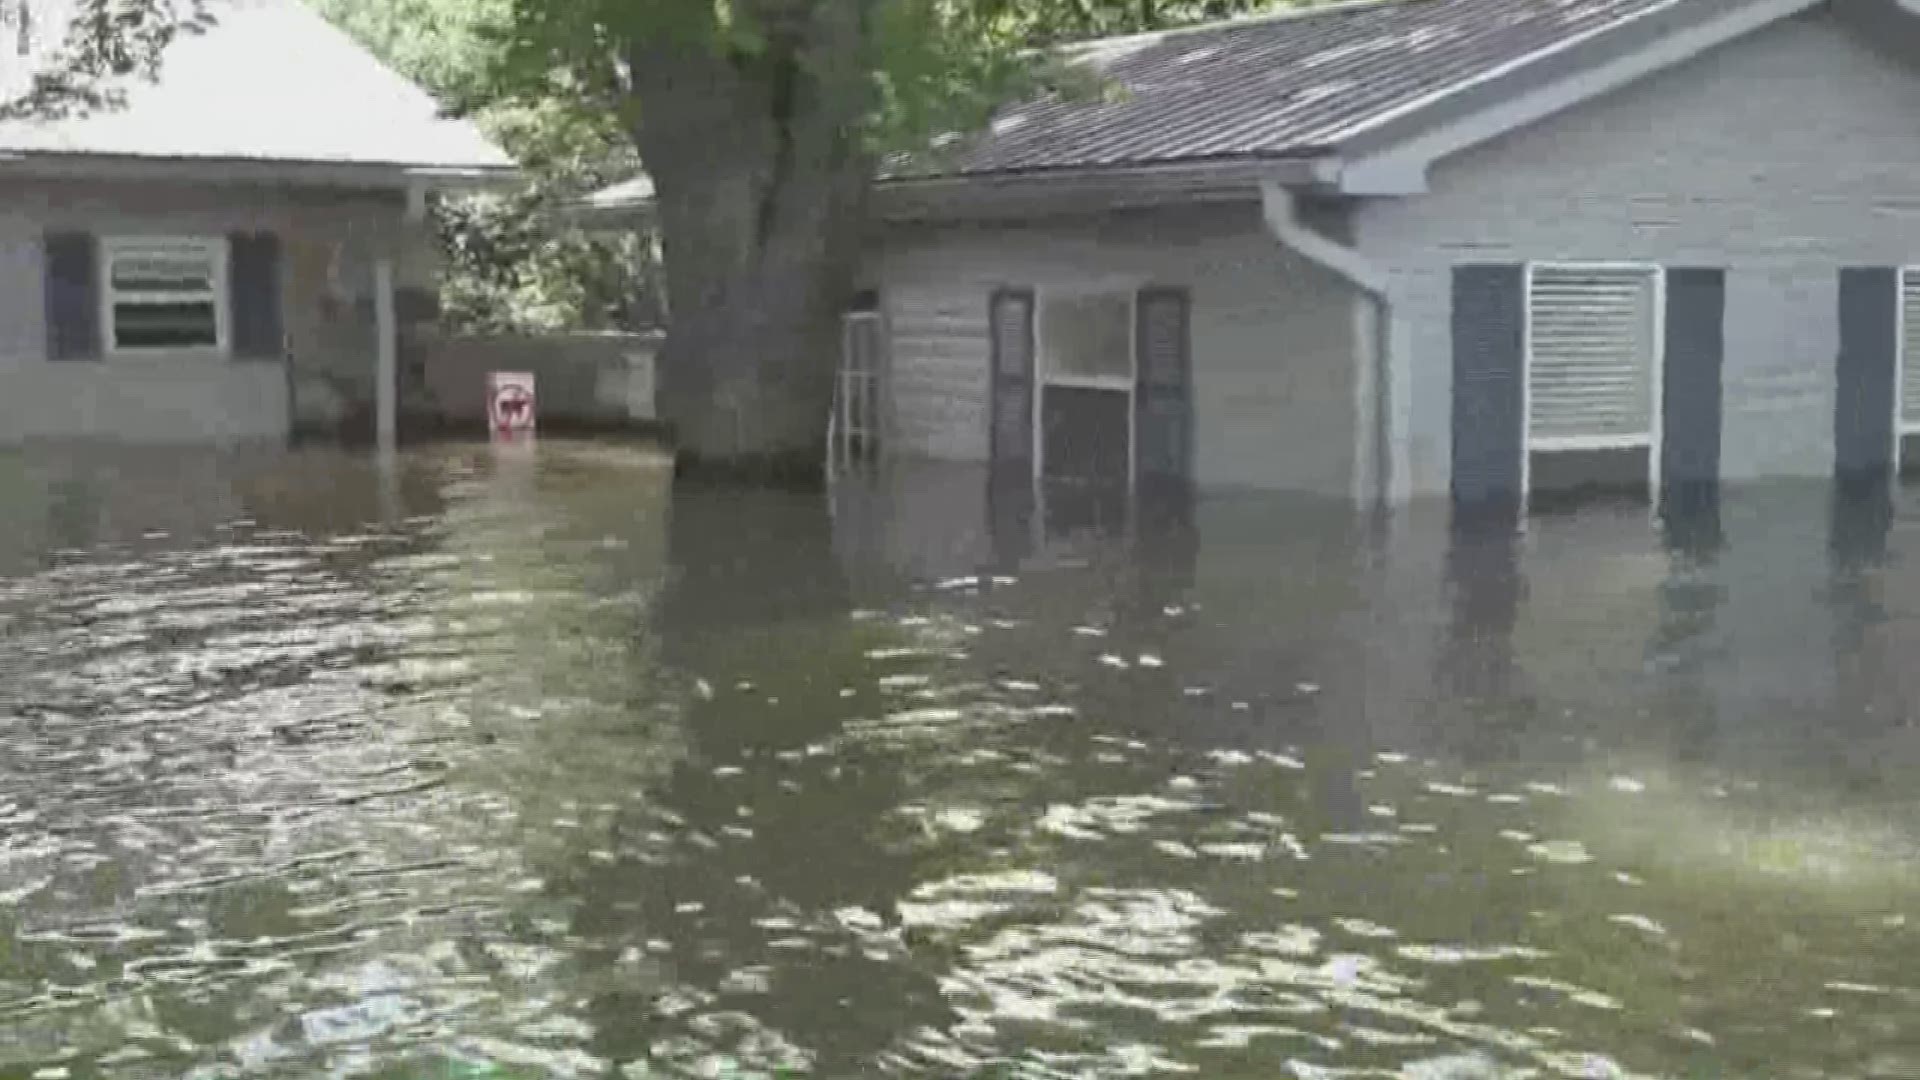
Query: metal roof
0,0,514,179
891,0,1690,179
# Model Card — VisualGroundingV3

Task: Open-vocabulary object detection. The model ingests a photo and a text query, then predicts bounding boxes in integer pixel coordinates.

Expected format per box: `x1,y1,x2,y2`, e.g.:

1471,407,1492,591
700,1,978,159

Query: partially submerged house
0,0,514,445
589,0,1920,514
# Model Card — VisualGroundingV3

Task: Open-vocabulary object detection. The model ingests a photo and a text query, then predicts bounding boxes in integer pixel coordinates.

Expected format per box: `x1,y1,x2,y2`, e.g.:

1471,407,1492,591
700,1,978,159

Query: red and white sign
487,372,537,438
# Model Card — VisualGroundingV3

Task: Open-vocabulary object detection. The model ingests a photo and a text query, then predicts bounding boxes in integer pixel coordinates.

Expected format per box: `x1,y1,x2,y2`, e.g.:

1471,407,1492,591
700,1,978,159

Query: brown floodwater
3,441,1920,1079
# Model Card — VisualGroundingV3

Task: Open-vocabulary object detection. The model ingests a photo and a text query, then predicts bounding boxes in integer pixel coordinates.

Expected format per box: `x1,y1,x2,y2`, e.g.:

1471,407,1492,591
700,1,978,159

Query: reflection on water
4,443,1920,1077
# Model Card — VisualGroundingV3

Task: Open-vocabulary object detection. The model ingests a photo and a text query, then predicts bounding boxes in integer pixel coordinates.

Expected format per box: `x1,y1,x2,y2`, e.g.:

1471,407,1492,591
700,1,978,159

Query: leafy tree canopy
483,0,1291,161
0,0,214,120
311,0,662,334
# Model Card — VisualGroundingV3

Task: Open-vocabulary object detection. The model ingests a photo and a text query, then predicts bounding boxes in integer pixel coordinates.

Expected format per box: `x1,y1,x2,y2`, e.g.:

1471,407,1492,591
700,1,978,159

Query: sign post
487,372,537,441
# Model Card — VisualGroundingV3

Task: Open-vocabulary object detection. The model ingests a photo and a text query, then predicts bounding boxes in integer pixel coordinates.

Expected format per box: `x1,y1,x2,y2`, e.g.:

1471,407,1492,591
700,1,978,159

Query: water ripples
2,448,1920,1077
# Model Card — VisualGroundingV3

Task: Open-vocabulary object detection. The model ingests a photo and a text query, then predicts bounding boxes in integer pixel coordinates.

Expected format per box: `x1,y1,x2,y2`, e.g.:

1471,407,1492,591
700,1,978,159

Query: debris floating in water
1527,839,1595,865
1609,776,1647,794
1608,913,1668,936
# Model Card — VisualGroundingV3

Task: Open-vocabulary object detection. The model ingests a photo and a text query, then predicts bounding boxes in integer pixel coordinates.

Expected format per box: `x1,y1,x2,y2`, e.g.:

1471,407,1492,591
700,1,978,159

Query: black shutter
229,232,284,361
1451,264,1526,511
1836,267,1898,480
1661,267,1725,496
1135,287,1192,487
44,232,100,361
989,289,1036,474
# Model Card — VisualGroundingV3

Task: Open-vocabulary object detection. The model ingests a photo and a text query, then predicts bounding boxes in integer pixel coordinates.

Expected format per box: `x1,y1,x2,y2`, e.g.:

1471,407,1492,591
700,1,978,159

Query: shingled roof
0,0,513,179
894,0,1691,179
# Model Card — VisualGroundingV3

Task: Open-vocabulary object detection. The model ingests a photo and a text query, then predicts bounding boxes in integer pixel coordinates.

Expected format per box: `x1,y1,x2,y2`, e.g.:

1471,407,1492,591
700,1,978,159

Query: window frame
98,235,232,359
1034,286,1139,483
1520,260,1666,501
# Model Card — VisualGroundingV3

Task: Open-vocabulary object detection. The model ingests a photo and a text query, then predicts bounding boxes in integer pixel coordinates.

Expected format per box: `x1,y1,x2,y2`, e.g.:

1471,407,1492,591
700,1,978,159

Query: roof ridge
1057,0,1438,57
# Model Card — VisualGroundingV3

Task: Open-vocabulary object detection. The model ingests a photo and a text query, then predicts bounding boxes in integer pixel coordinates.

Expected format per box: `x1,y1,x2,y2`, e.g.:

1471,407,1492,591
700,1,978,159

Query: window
1039,292,1133,385
102,237,228,353
1899,269,1920,451
1525,263,1663,496
1035,290,1136,485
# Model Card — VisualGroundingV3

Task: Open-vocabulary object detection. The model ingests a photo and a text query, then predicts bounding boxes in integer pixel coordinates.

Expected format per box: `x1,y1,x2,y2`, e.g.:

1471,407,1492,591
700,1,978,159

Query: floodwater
4,443,1920,1079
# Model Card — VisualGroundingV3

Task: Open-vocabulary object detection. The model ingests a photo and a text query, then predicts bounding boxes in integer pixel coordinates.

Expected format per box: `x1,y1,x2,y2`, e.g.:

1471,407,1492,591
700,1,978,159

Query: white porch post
374,256,398,453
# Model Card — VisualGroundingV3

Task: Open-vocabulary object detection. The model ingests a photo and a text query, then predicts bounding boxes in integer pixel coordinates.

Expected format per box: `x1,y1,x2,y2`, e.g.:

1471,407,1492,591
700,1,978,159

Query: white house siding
868,202,1361,497
0,178,430,445
1354,10,1920,498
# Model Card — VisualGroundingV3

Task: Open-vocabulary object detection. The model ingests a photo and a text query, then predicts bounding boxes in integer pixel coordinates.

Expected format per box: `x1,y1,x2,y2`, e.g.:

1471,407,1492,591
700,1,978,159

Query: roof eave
567,156,1342,231
873,156,1341,222
0,150,522,192
565,196,655,234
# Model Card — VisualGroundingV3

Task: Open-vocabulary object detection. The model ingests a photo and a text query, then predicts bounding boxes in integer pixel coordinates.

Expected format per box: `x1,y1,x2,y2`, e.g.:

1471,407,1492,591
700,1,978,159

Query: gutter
875,156,1337,221
1258,180,1404,509
1257,181,1384,296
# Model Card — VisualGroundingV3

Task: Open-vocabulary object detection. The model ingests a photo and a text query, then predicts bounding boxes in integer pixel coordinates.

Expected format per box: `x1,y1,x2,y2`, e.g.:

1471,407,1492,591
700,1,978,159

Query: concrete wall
0,178,431,445
1354,10,1920,497
413,331,663,430
868,202,1361,498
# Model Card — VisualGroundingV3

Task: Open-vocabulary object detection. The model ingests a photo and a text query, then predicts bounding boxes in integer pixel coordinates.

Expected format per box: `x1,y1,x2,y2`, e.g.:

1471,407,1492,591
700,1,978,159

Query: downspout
1258,180,1408,510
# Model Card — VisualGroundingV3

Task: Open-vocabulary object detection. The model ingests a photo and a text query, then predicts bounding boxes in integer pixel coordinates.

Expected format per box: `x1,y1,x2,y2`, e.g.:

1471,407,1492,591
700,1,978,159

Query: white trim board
1339,0,1824,195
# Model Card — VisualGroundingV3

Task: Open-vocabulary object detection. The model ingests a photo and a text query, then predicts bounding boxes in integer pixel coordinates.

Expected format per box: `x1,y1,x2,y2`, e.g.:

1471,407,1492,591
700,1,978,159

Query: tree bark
628,2,876,486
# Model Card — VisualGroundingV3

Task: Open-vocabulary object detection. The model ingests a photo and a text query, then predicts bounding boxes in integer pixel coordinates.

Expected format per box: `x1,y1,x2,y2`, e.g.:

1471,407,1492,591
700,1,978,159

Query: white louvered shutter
1901,270,1920,433
1526,266,1658,446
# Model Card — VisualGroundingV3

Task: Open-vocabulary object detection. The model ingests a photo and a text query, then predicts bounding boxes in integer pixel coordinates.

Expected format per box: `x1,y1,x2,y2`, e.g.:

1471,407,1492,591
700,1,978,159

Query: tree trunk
629,3,876,486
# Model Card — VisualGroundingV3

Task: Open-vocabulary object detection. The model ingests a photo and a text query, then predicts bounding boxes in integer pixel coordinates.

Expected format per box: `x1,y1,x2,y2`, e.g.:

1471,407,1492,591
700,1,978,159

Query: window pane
114,301,219,349
1527,267,1656,444
1041,293,1131,381
1042,384,1130,481
110,248,216,294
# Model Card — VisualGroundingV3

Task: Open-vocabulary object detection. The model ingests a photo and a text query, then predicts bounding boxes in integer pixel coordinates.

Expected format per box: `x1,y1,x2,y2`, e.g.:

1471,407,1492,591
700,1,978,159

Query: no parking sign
487,372,537,439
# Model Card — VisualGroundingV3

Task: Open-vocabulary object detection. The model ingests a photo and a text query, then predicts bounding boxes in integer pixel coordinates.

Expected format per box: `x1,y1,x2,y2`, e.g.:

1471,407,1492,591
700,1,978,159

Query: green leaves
313,0,659,335
305,0,1294,336
1,0,216,120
